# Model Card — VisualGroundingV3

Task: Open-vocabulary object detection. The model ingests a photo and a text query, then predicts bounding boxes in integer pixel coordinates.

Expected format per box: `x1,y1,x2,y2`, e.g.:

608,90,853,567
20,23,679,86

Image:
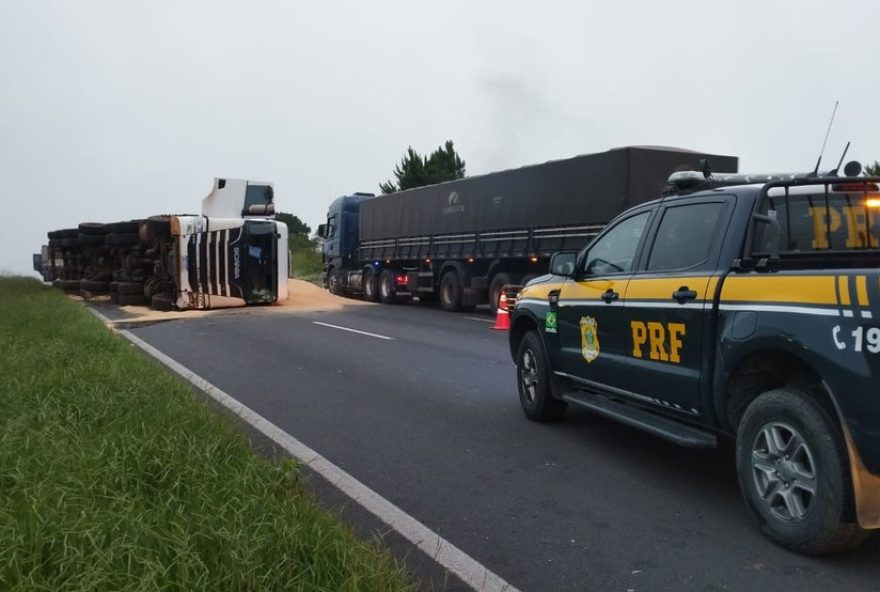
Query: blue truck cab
318,193,375,294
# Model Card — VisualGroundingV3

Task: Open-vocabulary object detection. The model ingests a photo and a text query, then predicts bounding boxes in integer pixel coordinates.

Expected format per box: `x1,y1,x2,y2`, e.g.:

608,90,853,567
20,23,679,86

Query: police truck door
623,197,732,415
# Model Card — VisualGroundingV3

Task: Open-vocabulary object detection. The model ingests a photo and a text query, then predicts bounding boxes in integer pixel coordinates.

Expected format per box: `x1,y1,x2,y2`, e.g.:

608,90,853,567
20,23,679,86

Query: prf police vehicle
509,162,880,554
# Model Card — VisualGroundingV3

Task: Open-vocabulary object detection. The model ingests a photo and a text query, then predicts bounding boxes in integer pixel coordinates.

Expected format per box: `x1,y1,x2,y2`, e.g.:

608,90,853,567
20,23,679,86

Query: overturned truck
34,178,289,310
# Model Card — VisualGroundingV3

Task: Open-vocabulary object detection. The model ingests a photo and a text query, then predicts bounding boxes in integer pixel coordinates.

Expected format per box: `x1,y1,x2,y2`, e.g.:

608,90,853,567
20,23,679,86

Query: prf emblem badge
545,311,557,334
580,316,599,363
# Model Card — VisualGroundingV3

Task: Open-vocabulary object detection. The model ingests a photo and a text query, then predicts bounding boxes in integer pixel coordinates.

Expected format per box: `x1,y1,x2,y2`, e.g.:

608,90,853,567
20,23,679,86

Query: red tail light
395,274,408,286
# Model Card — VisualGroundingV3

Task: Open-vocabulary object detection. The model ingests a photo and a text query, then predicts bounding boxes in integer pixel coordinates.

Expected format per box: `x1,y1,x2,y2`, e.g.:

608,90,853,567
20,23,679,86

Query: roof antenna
700,159,712,180
812,100,839,177
829,140,850,176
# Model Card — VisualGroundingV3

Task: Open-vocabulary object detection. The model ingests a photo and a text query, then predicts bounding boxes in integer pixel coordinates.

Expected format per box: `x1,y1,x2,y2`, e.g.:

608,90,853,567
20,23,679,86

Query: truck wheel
489,272,516,309
117,293,146,306
516,331,567,422
736,387,868,554
117,282,144,296
379,270,396,304
440,271,463,312
363,270,379,302
328,268,343,296
151,293,174,311
78,222,106,236
107,232,140,247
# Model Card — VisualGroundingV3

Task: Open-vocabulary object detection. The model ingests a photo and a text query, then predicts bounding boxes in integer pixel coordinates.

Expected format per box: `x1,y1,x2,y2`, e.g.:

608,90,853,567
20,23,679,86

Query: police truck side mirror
317,224,327,238
550,251,577,277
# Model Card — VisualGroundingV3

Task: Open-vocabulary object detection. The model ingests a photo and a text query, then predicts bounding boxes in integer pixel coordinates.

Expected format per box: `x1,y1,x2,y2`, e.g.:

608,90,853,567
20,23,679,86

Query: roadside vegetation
276,212,324,283
0,277,413,591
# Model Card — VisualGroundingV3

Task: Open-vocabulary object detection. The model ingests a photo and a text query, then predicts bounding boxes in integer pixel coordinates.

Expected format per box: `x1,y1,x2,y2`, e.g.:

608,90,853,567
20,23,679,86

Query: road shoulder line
88,308,516,592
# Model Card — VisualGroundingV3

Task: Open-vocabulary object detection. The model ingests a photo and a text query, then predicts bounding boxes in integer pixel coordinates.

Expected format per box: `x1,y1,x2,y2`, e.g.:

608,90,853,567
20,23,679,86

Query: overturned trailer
319,146,738,310
35,178,289,310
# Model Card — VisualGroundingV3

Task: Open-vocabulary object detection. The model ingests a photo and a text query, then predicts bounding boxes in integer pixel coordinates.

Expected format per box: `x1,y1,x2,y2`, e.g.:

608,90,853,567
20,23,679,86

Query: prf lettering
631,321,686,363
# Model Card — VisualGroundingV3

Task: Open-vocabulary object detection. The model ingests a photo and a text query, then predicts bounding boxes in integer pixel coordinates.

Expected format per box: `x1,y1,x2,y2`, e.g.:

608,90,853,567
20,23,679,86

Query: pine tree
865,161,880,177
380,141,466,194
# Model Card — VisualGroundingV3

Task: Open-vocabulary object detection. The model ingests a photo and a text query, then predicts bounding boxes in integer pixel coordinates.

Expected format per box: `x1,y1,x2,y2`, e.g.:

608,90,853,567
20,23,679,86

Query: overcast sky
2,0,879,275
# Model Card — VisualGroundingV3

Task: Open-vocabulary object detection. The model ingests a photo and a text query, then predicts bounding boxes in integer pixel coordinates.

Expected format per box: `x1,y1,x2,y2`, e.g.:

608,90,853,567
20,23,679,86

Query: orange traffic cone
492,292,511,330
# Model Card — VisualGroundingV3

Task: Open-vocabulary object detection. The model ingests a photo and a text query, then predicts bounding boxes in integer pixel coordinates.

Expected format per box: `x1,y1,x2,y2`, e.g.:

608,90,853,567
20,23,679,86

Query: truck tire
107,232,140,247
379,270,396,304
440,271,463,312
61,237,80,248
736,387,868,555
516,331,567,422
327,268,343,296
107,221,140,234
147,216,171,241
489,272,516,310
363,269,379,302
150,293,174,311
117,281,144,296
78,222,106,236
58,228,79,238
78,233,106,247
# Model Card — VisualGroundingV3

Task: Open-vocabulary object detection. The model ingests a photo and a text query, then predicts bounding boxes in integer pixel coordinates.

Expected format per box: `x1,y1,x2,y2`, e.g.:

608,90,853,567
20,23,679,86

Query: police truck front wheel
736,387,868,554
516,331,567,422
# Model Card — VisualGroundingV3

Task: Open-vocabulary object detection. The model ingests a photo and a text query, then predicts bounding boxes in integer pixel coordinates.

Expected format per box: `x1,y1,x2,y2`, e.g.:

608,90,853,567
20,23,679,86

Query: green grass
0,277,415,592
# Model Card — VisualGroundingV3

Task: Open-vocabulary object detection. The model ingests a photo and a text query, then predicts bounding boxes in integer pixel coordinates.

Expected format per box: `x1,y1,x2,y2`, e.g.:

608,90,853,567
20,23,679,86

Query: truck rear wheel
516,331,567,422
379,270,396,304
489,272,516,310
736,387,868,554
363,270,379,302
440,271,463,312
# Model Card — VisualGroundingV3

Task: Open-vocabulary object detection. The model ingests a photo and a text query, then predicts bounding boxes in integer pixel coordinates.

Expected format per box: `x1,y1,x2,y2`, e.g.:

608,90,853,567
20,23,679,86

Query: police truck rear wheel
736,387,867,554
516,331,567,422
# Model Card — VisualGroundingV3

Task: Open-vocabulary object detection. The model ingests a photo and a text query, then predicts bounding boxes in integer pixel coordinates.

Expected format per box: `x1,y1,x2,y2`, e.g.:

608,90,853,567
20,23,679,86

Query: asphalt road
124,300,880,591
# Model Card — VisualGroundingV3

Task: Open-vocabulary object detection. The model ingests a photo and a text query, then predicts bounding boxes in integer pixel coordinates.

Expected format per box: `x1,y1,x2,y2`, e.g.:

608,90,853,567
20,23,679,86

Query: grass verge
0,277,414,591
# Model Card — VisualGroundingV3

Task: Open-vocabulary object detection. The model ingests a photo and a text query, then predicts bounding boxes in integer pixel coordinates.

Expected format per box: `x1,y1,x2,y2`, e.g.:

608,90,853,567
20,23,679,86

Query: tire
736,387,868,555
117,293,146,306
327,268,343,296
79,233,106,247
60,279,80,292
147,216,171,241
80,279,110,294
117,281,144,296
107,221,140,234
379,270,396,304
106,232,140,247
61,237,80,248
78,222,106,236
516,331,567,422
58,228,79,238
362,269,379,302
151,293,174,311
109,281,120,294
489,272,516,310
439,271,463,312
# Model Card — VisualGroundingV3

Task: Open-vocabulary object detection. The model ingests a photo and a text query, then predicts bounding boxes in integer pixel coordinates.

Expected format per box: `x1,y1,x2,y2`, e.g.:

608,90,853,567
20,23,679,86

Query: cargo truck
34,178,289,310
318,146,738,310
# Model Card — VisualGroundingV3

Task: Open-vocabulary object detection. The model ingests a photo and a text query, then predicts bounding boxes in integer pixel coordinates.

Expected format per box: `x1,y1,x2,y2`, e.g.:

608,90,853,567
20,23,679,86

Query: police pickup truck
509,165,880,554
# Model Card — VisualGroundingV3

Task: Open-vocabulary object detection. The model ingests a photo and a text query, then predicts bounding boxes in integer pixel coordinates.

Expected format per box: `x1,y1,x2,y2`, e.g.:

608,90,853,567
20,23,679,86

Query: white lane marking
87,308,517,592
312,321,394,341
464,316,494,324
